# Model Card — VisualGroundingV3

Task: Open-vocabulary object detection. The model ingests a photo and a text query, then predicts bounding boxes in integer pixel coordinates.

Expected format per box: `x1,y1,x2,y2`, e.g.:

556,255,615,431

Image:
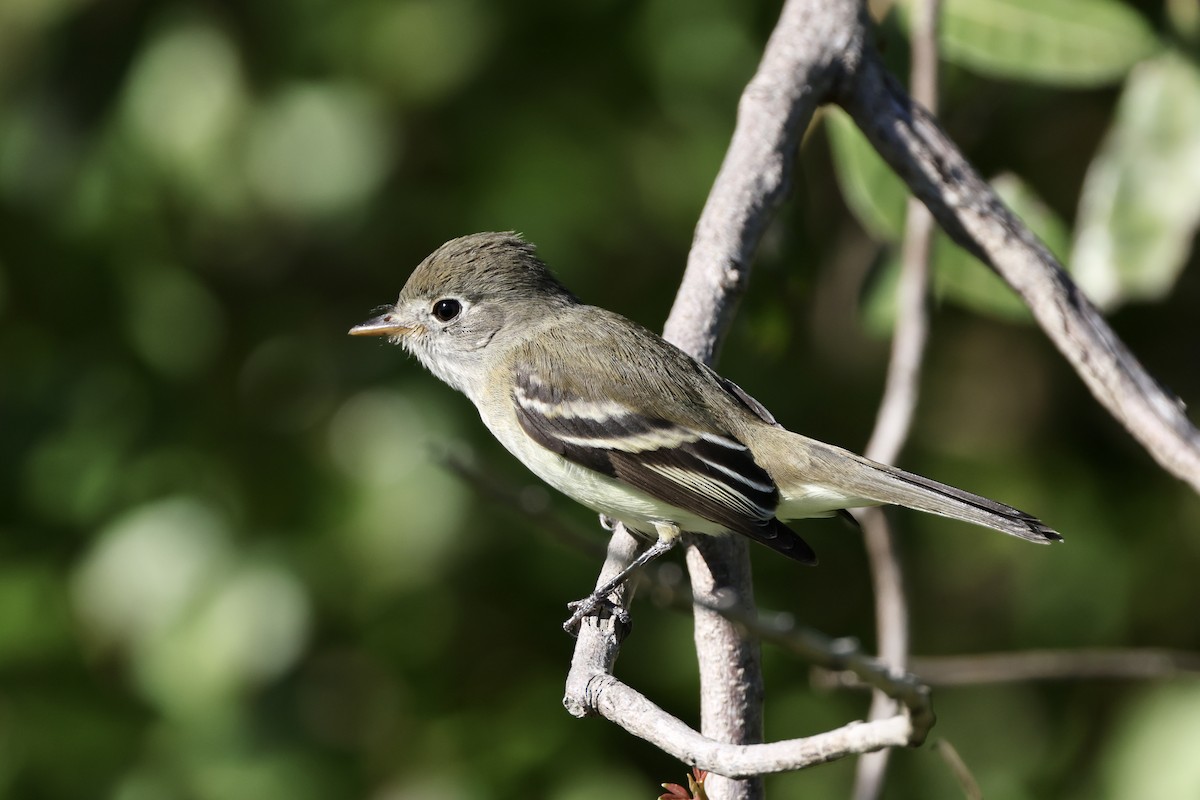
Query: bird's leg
563,532,679,635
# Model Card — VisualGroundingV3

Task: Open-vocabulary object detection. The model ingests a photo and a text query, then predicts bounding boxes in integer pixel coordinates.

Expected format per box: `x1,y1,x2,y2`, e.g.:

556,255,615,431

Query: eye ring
431,298,461,322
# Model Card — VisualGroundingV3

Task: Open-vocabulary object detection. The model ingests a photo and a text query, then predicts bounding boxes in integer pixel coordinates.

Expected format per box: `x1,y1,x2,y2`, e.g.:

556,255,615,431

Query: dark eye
432,298,461,322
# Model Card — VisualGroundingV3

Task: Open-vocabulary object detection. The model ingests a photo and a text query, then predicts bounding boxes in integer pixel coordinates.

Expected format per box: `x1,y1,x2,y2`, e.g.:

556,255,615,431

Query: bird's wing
511,366,816,564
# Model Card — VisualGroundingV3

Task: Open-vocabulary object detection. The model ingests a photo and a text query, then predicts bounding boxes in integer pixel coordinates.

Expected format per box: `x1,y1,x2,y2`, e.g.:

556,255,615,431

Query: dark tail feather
882,465,1061,543
800,439,1061,544
740,519,819,565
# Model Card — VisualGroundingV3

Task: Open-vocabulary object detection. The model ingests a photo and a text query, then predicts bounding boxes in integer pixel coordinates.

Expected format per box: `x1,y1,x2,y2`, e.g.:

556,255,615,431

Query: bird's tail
763,431,1061,544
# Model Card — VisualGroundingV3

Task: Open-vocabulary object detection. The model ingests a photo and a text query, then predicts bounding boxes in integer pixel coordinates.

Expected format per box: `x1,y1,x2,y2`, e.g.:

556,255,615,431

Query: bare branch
815,648,1200,689
439,451,606,559
683,538,765,800
565,6,873,789
910,649,1200,684
862,0,940,466
663,0,862,363
573,671,913,779
654,592,936,738
567,580,935,778
934,740,984,800
836,29,1200,493
564,524,645,718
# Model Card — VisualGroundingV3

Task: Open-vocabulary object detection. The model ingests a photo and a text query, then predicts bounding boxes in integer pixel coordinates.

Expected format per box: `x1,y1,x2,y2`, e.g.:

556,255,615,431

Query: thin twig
814,648,1200,688
934,740,984,800
439,451,607,559
441,457,1200,691
649,584,936,740
852,2,940,798
911,649,1200,684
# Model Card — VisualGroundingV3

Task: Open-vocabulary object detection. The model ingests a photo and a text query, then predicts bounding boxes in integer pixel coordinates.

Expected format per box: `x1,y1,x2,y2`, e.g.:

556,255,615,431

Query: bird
350,232,1060,629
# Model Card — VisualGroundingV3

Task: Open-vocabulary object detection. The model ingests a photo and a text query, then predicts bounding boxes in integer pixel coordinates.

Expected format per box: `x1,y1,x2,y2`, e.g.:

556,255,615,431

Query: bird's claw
563,593,631,637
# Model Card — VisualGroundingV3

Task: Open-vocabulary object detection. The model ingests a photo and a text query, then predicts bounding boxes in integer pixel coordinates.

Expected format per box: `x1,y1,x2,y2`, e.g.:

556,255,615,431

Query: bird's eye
432,298,461,322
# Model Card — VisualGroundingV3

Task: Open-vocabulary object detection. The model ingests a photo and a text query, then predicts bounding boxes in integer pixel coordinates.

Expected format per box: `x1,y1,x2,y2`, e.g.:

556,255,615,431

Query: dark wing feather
513,369,817,564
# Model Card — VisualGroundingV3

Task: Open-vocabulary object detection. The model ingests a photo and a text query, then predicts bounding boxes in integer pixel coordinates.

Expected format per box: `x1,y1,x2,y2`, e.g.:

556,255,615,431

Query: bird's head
350,232,577,395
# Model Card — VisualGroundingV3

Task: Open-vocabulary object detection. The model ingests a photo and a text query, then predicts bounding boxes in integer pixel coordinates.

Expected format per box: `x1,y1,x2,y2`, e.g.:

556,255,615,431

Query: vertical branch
684,540,765,800
664,0,862,361
852,1,941,798
661,3,861,798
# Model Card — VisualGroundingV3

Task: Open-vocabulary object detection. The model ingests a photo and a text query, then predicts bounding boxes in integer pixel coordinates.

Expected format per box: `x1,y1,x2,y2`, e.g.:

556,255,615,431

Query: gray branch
679,537,765,800
565,579,935,778
910,649,1200,684
813,648,1200,689
836,38,1200,492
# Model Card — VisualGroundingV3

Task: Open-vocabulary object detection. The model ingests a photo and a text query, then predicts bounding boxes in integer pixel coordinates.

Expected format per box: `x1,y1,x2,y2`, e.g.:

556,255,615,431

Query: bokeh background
2,0,1199,797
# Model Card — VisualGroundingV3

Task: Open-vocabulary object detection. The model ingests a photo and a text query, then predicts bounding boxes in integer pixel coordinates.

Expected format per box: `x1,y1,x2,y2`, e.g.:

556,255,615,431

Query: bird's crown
400,232,578,306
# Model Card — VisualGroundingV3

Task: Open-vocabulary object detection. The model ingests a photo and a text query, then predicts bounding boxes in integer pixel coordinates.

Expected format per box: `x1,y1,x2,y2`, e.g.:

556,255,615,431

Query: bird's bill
348,313,414,337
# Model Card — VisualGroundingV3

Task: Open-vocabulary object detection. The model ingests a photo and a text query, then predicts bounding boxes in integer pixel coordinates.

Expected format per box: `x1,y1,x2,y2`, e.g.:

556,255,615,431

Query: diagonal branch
575,674,914,780
836,43,1200,493
663,0,862,364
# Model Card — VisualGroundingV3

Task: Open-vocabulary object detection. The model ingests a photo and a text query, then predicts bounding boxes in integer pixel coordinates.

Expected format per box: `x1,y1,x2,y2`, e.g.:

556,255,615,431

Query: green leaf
825,107,908,242
1101,684,1200,799
1072,52,1200,309
933,0,1161,87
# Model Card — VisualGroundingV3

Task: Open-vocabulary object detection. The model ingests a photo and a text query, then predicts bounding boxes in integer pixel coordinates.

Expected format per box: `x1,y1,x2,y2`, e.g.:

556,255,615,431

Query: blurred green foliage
0,0,1198,798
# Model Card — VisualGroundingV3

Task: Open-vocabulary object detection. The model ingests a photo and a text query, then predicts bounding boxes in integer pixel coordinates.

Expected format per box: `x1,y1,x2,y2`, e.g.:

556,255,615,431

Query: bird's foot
563,593,631,637
562,536,679,636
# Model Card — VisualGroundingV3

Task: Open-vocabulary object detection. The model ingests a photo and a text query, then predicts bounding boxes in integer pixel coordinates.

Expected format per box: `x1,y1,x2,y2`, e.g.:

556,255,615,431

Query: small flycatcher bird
351,233,1059,628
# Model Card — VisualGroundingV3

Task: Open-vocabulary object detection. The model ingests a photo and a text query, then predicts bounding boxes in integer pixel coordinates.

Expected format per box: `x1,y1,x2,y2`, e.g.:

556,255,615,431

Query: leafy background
1,0,1199,798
